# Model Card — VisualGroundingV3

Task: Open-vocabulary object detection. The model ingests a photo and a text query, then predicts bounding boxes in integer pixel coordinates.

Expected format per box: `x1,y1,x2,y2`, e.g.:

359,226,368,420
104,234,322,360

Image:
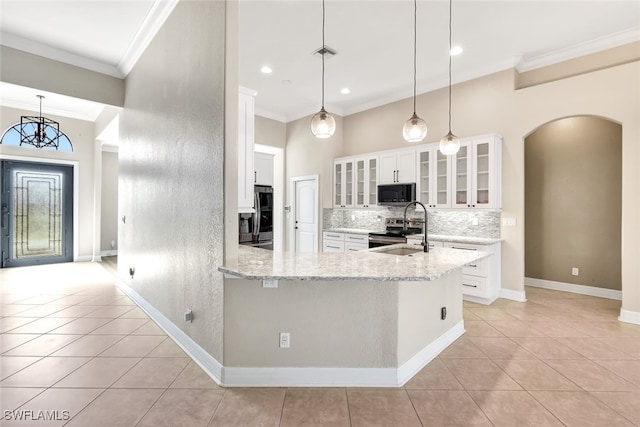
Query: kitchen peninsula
219,245,488,387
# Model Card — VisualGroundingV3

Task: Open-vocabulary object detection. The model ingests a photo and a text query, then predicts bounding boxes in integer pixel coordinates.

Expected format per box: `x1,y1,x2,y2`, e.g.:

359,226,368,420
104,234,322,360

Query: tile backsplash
323,208,501,239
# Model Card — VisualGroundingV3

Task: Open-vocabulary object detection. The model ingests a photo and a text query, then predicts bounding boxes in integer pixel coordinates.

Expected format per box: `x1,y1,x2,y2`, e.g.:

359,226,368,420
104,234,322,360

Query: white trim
525,277,622,301
0,154,80,263
118,0,180,77
100,250,118,257
619,309,640,326
77,255,93,262
101,144,119,153
223,320,464,387
255,109,286,124
396,320,464,386
499,288,527,302
115,278,224,385
517,27,640,72
463,294,498,306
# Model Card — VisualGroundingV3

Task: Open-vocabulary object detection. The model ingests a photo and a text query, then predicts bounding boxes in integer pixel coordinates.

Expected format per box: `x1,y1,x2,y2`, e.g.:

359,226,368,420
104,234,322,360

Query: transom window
1,123,73,152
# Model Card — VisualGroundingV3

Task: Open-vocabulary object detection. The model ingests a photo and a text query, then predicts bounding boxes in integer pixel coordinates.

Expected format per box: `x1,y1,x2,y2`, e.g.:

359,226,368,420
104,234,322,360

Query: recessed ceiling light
341,88,350,95
450,46,463,56
261,65,272,74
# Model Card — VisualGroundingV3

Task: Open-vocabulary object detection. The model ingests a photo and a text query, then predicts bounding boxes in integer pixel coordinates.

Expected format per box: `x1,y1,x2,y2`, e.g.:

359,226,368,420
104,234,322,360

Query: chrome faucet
403,201,429,252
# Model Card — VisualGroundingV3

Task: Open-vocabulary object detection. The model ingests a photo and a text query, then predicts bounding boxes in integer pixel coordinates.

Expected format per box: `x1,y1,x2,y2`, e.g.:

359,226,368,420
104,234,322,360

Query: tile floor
1,261,639,426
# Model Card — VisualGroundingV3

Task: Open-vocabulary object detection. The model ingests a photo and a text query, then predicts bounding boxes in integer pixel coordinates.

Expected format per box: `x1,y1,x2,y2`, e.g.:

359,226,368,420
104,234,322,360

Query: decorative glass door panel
418,151,430,205
1,161,73,267
345,161,353,206
454,144,469,206
356,159,365,206
436,150,449,206
367,158,377,206
475,141,490,206
334,162,342,206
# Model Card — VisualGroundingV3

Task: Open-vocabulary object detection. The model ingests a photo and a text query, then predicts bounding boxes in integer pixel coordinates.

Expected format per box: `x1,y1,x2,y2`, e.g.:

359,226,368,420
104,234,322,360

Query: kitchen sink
376,247,424,256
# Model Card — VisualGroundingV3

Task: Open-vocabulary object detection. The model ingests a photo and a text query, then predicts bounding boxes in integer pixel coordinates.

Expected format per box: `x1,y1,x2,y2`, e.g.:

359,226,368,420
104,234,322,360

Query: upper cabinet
238,86,257,213
254,151,274,186
333,158,355,208
451,135,502,209
379,149,416,184
416,145,451,208
355,156,378,208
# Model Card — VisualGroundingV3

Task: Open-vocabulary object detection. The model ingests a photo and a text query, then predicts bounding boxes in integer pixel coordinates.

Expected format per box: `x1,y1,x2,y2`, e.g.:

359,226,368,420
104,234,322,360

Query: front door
1,161,73,268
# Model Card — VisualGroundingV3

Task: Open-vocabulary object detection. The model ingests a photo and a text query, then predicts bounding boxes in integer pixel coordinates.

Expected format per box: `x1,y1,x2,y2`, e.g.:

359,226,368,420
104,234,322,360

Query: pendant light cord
448,0,453,133
412,0,417,115
321,0,326,109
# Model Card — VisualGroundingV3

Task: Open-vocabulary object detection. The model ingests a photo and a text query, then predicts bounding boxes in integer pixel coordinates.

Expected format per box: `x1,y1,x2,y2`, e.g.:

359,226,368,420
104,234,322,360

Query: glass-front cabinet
355,156,378,208
333,159,355,208
417,146,451,208
451,135,500,209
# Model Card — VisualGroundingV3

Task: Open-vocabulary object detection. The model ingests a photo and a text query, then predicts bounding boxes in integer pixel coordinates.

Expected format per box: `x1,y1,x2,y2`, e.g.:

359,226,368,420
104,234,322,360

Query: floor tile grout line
403,387,425,426
586,390,640,426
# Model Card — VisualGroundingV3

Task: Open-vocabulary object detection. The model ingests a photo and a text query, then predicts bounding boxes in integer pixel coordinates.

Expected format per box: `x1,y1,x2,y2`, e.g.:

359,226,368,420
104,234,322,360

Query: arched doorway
524,115,622,298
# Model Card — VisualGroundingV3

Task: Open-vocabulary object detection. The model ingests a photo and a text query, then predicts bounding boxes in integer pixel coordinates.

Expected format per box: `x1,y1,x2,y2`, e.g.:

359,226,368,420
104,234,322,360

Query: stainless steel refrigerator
239,185,273,250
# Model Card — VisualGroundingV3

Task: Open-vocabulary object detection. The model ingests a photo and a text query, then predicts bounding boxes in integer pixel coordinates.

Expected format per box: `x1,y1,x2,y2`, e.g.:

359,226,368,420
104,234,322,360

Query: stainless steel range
368,217,423,248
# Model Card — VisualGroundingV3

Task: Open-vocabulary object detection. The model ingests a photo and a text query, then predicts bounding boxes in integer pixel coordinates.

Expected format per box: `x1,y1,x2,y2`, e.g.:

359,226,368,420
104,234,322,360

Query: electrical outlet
110,240,116,249
502,218,517,227
351,214,356,221
184,309,193,322
471,218,479,226
572,267,579,276
263,278,278,288
279,332,290,348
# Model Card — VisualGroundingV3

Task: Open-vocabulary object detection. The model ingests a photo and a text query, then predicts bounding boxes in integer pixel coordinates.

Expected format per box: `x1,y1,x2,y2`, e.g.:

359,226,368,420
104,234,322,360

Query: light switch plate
263,278,278,288
502,218,517,227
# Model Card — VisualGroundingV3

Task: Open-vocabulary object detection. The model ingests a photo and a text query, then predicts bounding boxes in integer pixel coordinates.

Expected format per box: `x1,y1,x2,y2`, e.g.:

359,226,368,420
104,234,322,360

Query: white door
294,178,318,253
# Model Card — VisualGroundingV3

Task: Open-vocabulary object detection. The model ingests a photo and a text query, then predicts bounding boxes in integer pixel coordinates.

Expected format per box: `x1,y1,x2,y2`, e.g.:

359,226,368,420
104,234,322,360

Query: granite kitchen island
219,245,488,387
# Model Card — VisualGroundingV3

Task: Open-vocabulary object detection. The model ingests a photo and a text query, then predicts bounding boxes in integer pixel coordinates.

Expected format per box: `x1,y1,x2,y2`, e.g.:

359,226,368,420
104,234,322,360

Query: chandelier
20,95,62,149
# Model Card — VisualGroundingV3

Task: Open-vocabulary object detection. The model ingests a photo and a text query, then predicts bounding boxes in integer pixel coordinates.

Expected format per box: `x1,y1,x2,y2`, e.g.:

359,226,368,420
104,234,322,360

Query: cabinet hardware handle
463,283,478,288
254,171,257,183
451,246,477,251
328,245,340,249
469,264,477,268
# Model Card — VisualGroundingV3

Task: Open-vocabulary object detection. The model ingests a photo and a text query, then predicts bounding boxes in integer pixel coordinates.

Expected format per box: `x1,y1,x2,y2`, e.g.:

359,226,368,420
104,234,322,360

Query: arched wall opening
524,115,622,295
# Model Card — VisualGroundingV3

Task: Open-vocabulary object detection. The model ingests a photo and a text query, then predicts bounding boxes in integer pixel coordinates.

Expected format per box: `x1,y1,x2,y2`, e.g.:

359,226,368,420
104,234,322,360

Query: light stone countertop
220,244,490,282
323,228,502,245
323,228,382,235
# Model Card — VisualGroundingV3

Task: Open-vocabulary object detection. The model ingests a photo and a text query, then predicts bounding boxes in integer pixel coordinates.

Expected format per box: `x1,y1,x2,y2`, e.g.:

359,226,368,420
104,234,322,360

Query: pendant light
310,0,336,139
439,0,460,155
403,0,427,143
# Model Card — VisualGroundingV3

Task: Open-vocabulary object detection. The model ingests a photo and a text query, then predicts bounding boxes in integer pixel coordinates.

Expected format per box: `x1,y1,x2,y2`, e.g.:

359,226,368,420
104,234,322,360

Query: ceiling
1,1,639,123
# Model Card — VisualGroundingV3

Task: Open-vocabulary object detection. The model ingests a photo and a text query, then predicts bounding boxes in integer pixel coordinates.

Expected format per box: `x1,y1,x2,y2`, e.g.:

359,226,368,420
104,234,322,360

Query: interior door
294,178,318,253
1,161,73,268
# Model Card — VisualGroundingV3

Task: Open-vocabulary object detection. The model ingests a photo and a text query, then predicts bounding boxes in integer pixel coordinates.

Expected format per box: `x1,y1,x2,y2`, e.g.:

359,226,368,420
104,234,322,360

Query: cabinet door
396,149,416,183
433,148,451,208
378,153,397,184
366,157,378,207
417,148,431,206
451,140,473,208
344,160,354,207
238,88,256,212
472,137,496,208
333,161,343,207
254,152,274,186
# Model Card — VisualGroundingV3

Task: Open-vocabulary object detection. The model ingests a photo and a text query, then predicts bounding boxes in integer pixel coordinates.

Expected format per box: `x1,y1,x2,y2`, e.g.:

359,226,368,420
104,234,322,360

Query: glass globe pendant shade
310,108,336,139
403,113,428,143
439,131,460,155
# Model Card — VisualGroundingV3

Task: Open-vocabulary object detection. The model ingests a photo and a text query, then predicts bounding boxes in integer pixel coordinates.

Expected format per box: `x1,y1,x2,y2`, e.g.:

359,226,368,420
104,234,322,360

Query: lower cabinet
443,242,501,305
323,232,369,252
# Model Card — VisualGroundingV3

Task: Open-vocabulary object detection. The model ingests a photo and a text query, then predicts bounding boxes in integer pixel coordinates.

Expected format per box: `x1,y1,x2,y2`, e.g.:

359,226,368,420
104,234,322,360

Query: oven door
368,234,407,248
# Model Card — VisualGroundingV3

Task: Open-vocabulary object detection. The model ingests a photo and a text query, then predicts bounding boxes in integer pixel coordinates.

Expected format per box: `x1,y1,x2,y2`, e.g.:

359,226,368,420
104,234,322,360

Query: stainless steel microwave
377,183,416,206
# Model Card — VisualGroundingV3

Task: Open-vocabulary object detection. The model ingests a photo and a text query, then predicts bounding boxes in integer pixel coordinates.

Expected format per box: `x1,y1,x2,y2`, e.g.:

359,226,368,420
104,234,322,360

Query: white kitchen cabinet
254,151,274,186
379,149,416,184
238,86,257,213
444,241,501,304
323,232,368,252
355,156,378,208
416,145,451,208
333,159,355,208
451,135,501,209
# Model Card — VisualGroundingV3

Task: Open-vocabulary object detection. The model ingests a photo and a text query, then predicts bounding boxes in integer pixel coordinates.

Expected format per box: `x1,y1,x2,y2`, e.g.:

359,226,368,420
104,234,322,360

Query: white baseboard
76,255,93,262
525,277,622,301
463,294,498,306
499,288,527,302
115,279,224,385
619,309,640,325
223,320,465,388
100,250,118,256
396,320,464,386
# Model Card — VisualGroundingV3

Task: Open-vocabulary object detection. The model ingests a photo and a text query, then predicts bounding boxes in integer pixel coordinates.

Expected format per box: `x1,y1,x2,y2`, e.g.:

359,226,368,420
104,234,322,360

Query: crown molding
517,27,640,72
0,32,123,78
254,108,287,124
118,0,180,77
0,97,103,122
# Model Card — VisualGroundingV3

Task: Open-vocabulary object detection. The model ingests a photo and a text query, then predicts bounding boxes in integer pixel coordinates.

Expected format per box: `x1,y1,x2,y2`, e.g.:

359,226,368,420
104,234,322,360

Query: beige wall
119,1,226,360
100,151,118,252
525,117,622,289
0,106,97,260
255,115,286,148
286,61,640,315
